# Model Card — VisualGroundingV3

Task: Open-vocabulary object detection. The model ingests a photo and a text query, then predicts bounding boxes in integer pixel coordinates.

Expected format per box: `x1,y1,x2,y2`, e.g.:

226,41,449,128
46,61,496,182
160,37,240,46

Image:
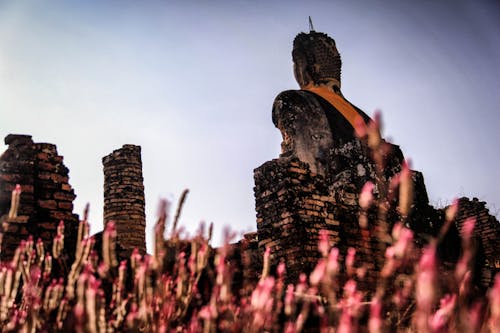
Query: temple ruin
252,29,499,289
0,137,146,262
0,30,498,295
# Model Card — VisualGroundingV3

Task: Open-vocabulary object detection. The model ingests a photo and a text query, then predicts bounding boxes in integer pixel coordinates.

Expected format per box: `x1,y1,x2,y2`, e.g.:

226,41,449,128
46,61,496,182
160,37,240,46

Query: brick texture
102,144,146,259
0,134,78,260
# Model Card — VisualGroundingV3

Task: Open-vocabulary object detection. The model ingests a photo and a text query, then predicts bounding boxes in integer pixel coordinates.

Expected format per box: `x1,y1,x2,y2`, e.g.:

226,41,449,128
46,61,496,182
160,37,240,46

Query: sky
1,0,499,248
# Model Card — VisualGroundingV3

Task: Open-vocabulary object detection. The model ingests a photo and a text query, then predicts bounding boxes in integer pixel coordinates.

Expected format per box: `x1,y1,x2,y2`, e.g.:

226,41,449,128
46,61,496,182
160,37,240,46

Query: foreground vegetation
1,116,499,332
1,193,499,332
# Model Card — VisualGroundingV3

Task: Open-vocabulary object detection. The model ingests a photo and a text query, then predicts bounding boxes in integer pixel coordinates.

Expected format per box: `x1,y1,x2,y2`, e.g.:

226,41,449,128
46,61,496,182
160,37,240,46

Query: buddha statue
272,29,403,190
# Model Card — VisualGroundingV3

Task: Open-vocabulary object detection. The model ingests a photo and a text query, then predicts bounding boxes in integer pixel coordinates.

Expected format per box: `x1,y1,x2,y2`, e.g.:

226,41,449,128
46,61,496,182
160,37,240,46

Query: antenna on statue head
308,16,315,32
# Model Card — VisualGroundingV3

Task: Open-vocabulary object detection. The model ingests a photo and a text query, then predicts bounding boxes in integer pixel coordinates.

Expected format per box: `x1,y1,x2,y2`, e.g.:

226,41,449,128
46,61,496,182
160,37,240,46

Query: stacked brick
453,197,500,288
254,157,399,286
228,232,261,296
334,196,384,288
0,134,78,259
0,135,37,257
34,142,79,256
240,232,260,288
103,145,146,259
254,158,341,282
254,152,500,294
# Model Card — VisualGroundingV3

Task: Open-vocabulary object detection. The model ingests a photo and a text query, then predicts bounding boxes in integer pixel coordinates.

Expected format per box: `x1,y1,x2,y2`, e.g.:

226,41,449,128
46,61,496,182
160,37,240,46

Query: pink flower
455,257,469,285
337,310,353,333
310,259,326,286
367,111,383,150
393,227,413,258
284,284,294,316
354,115,367,138
284,322,297,333
262,246,271,278
327,247,339,276
381,247,396,278
346,248,356,276
198,305,212,320
398,160,413,217
391,222,403,240
296,273,308,295
318,230,330,257
488,273,500,331
416,245,437,312
429,294,456,332
467,302,482,332
344,279,357,297
104,220,116,234
8,184,22,218
445,199,459,222
359,182,374,210
251,277,275,310
277,262,286,278
461,217,476,241
368,297,382,333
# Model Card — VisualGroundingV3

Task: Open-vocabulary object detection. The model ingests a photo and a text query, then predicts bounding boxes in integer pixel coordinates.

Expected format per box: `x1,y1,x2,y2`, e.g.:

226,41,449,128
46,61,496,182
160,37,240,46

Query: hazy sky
1,0,499,248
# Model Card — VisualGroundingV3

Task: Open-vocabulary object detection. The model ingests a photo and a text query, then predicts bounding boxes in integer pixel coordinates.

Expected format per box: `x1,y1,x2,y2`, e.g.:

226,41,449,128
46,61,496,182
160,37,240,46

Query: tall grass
0,115,498,332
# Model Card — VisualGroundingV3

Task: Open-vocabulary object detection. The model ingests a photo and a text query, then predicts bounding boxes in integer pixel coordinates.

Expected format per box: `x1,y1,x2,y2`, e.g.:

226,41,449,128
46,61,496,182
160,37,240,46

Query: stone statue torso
272,88,403,191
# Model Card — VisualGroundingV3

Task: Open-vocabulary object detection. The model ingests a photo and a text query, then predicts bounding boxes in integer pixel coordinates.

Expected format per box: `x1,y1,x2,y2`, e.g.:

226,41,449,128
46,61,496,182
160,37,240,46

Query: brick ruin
454,197,500,287
253,154,500,290
0,136,146,262
1,131,497,292
0,30,499,297
251,29,500,290
254,158,343,280
103,144,146,258
250,30,500,290
0,134,79,260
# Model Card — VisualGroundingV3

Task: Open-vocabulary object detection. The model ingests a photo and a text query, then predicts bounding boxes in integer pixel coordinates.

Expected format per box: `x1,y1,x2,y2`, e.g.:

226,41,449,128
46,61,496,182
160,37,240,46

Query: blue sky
1,0,499,248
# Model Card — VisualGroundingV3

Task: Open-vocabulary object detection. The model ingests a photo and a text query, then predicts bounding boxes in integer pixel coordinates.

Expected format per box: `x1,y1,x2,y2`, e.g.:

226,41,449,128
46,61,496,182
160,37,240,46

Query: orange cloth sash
304,86,361,129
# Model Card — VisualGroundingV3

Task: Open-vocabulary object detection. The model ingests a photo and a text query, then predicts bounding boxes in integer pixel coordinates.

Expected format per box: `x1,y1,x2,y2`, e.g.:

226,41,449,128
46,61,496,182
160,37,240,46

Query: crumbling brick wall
0,134,78,259
254,157,408,286
0,137,148,262
103,144,146,259
227,231,261,296
453,197,500,288
255,158,342,281
253,154,500,293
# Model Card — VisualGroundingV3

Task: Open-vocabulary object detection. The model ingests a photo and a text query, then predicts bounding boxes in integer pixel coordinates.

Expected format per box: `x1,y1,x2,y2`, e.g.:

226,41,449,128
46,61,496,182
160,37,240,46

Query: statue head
292,31,342,90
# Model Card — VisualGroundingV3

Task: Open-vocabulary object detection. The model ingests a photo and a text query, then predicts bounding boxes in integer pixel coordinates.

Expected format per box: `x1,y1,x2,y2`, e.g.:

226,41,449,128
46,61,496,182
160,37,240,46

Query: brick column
103,145,146,259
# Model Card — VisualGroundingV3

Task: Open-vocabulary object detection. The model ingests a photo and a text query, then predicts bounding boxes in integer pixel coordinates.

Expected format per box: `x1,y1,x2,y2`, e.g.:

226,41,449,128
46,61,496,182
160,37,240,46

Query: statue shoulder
272,90,318,127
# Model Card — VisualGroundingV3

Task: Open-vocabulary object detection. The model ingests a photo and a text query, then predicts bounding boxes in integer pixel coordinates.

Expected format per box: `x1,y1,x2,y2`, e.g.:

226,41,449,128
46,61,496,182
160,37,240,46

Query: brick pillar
103,145,146,259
